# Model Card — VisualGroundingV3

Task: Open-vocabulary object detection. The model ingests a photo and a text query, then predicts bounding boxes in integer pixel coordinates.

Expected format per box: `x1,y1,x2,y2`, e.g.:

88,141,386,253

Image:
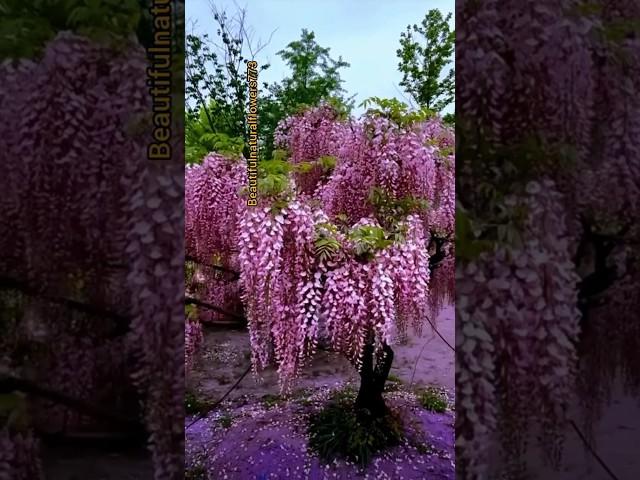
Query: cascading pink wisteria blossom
429,250,455,321
237,201,323,387
185,319,204,372
576,4,640,225
320,216,432,363
456,181,581,478
236,209,434,389
575,258,640,442
455,264,496,480
185,154,246,264
13,298,131,435
185,155,246,326
274,105,347,195
429,147,455,238
190,104,455,393
457,0,640,477
580,2,640,411
274,106,454,232
315,116,438,225
386,215,432,335
1,32,147,290
423,126,454,319
125,159,184,480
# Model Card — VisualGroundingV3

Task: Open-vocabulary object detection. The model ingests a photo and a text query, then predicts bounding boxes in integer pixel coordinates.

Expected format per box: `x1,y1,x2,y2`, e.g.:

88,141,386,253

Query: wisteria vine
186,104,455,396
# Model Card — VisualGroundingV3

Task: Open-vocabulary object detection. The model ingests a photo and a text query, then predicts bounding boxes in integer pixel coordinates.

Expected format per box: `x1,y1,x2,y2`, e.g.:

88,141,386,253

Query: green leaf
296,161,316,174
271,149,289,161
258,173,289,196
318,155,337,170
0,393,22,415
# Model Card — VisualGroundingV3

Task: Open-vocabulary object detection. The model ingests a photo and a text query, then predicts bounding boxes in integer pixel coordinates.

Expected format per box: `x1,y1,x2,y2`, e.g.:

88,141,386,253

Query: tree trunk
355,342,394,419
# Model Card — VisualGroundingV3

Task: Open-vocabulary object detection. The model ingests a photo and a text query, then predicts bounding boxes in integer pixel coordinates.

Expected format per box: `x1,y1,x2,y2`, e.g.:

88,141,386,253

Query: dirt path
43,445,152,479
188,304,455,401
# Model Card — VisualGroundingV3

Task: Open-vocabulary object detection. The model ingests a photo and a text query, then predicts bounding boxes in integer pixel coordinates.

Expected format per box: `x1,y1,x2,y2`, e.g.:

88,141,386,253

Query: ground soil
185,305,456,480
187,304,455,401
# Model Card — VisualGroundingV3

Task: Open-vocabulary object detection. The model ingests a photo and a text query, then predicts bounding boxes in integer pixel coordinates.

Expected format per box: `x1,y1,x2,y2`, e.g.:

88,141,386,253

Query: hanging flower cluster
455,264,496,480
456,180,581,478
427,140,455,237
314,115,439,226
274,104,347,195
236,205,435,390
185,154,246,264
185,155,246,326
429,248,455,320
185,318,204,372
321,215,431,366
124,158,185,480
0,32,149,289
456,0,640,477
237,201,319,387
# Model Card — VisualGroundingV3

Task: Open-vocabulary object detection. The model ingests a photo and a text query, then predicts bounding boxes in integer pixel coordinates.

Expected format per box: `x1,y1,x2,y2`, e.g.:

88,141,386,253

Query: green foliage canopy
396,9,455,113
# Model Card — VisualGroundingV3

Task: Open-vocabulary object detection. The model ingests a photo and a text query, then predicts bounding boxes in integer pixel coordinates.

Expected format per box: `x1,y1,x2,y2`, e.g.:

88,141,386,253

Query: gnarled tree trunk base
355,342,394,419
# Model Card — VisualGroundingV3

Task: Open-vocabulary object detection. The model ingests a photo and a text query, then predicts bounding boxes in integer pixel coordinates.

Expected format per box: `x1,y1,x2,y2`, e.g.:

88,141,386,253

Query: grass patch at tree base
184,465,206,480
308,387,405,467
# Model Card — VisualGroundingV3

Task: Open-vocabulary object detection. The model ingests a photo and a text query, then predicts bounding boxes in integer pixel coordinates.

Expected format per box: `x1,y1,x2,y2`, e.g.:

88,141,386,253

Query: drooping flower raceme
185,153,246,264
456,180,581,478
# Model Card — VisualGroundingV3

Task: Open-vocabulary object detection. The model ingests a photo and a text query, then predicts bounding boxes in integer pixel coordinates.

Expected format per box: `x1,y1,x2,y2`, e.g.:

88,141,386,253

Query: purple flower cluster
0,429,44,480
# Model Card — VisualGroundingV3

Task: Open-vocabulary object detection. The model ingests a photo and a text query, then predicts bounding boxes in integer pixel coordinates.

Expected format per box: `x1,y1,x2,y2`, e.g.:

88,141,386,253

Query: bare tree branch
0,376,142,431
0,276,129,332
185,256,240,281
185,296,245,322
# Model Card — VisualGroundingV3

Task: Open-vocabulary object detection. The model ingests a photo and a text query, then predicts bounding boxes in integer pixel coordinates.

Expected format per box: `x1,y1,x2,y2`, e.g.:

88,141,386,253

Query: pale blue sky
186,0,454,115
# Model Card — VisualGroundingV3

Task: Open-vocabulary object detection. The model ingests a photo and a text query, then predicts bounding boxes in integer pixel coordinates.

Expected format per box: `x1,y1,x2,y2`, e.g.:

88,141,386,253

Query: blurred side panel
456,0,640,478
0,1,185,479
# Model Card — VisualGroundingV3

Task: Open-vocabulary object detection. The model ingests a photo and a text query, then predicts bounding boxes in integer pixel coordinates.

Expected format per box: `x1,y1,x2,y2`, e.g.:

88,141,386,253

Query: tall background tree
185,4,353,163
396,9,454,119
185,4,271,163
259,29,353,158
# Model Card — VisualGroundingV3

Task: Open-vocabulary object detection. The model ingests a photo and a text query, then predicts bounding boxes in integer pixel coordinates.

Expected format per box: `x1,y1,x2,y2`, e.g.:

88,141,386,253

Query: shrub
308,388,404,467
418,386,447,413
185,390,211,415
384,374,403,392
260,394,282,409
329,385,357,403
218,413,233,428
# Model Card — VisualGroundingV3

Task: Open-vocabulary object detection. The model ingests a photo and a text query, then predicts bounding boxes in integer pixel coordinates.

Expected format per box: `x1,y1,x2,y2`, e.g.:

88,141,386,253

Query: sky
186,0,455,116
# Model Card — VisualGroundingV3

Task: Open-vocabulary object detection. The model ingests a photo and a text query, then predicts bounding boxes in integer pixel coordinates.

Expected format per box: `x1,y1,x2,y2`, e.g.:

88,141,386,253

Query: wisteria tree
185,102,454,419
